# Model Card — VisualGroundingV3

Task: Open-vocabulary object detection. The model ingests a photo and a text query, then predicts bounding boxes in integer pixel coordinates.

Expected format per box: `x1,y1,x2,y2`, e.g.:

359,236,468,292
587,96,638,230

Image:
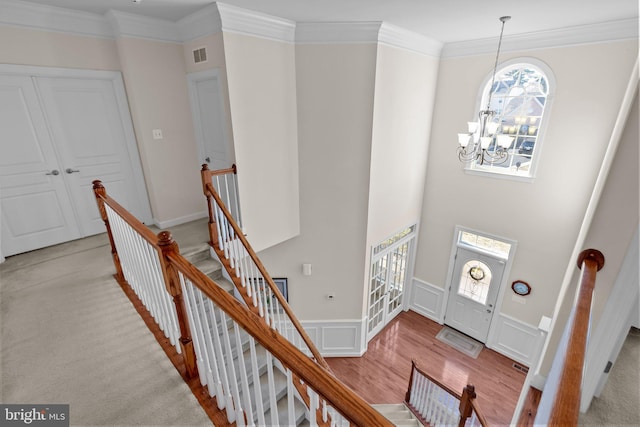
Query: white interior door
0,66,151,258
188,70,230,170
0,75,81,255
367,239,412,342
36,76,148,236
444,247,505,342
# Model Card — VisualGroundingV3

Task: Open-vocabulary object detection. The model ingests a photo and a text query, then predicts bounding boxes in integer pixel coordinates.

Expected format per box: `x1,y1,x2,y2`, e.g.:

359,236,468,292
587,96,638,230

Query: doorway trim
440,225,518,348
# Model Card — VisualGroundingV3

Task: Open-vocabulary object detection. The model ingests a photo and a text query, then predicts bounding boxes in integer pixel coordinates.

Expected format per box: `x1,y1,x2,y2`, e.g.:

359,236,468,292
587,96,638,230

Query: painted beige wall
539,91,639,375
414,40,638,327
259,43,378,320
221,33,300,252
364,45,440,313
0,26,120,70
115,37,204,224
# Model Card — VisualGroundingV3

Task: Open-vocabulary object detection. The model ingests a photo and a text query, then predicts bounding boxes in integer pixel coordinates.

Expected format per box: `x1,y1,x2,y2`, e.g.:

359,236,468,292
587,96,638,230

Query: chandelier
457,16,513,165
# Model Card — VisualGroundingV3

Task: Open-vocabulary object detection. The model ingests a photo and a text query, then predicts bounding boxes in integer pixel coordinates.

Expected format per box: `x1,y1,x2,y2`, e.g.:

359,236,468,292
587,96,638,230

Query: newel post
92,180,124,282
201,164,219,249
458,384,476,427
157,231,198,379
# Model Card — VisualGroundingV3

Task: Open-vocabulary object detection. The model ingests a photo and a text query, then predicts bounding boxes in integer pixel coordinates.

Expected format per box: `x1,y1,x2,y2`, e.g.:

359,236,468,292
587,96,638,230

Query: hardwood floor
326,310,527,426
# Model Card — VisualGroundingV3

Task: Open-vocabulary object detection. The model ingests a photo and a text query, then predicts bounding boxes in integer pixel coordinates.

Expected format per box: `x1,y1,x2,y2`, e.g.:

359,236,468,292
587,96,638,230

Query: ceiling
16,0,639,43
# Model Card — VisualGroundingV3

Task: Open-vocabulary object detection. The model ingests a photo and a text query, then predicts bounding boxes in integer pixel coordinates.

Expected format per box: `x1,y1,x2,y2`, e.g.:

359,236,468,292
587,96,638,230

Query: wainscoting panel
489,314,545,367
301,319,366,357
409,278,444,322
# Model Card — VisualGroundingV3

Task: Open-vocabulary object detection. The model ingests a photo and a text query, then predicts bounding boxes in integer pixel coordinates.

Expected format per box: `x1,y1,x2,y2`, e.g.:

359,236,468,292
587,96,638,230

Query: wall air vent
193,47,207,64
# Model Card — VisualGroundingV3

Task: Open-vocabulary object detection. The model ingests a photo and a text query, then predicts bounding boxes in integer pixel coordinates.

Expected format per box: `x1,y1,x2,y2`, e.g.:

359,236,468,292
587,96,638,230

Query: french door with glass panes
366,228,415,342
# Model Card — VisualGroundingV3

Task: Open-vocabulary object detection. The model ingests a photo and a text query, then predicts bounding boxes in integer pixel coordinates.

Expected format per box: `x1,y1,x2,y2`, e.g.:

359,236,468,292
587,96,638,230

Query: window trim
465,57,556,181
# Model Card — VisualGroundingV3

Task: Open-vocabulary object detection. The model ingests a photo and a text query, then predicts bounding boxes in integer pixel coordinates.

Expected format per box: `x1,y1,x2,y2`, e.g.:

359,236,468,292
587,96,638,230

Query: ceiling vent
193,47,207,64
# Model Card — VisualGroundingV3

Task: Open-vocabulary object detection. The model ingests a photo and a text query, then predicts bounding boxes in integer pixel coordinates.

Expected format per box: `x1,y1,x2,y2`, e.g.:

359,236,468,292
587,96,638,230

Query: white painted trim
0,0,113,39
177,3,221,42
409,278,445,322
154,210,208,230
442,18,639,58
106,10,181,43
301,319,366,357
296,22,381,45
487,313,546,367
378,22,442,57
216,2,296,44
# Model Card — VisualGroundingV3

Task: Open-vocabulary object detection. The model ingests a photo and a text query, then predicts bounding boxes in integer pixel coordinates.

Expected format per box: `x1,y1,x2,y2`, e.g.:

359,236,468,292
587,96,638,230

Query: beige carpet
0,231,211,426
579,327,640,426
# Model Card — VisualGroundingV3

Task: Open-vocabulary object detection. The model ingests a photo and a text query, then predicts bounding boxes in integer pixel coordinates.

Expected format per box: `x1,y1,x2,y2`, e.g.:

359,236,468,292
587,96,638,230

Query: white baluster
234,325,254,426
265,353,279,426
286,369,295,426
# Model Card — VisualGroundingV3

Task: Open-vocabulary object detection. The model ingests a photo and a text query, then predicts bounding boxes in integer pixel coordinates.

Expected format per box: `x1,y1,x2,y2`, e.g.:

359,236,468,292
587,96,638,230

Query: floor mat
435,326,483,358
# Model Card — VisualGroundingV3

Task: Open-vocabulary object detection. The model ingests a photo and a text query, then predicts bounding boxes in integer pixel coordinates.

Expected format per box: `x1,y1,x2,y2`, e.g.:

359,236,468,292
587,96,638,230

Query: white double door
366,240,412,342
0,67,150,258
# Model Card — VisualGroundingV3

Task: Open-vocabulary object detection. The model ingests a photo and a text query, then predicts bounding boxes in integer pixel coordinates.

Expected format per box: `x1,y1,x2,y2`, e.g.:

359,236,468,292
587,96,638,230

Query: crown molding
296,22,382,44
216,2,295,43
0,0,113,38
177,3,222,42
442,18,639,58
378,22,442,57
106,10,181,43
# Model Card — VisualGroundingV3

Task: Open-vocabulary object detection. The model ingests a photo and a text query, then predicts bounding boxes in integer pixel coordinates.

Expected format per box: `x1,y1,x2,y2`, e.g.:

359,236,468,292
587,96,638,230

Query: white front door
0,75,81,255
367,239,412,342
444,247,505,342
0,67,151,258
188,70,230,170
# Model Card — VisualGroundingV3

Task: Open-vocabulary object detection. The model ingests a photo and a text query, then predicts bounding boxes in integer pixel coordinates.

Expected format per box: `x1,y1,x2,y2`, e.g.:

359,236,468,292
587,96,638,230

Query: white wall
0,26,120,71
259,43,378,321
364,44,440,314
115,37,205,227
222,32,300,252
413,40,638,331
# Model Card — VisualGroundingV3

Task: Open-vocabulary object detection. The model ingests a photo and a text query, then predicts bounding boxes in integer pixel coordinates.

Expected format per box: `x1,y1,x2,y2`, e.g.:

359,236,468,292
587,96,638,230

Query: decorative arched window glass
468,60,552,178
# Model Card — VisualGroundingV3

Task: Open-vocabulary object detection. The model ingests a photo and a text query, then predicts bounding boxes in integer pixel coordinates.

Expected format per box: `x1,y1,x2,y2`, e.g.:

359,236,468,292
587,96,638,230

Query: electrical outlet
152,129,163,140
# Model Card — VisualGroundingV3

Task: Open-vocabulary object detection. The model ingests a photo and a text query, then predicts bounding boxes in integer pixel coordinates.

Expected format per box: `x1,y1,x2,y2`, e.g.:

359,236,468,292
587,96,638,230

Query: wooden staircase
182,242,309,425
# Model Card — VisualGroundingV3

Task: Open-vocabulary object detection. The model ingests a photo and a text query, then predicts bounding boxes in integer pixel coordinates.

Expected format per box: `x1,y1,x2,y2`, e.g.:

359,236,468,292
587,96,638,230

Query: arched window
469,60,552,178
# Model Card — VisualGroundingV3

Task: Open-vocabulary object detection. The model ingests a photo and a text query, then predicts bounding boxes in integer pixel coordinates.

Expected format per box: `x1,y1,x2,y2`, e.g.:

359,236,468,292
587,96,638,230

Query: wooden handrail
406,359,462,400
201,169,330,371
167,251,394,427
546,249,604,425
201,163,237,179
469,395,490,426
404,360,488,427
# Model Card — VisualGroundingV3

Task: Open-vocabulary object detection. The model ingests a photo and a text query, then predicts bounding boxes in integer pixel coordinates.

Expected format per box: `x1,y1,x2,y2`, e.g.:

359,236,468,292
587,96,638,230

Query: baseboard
409,278,444,323
154,211,208,229
301,319,366,357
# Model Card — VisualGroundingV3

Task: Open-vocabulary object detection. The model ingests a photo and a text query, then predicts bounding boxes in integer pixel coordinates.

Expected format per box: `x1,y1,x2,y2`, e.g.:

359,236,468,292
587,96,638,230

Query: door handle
65,168,80,174
45,170,60,176
486,309,492,313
